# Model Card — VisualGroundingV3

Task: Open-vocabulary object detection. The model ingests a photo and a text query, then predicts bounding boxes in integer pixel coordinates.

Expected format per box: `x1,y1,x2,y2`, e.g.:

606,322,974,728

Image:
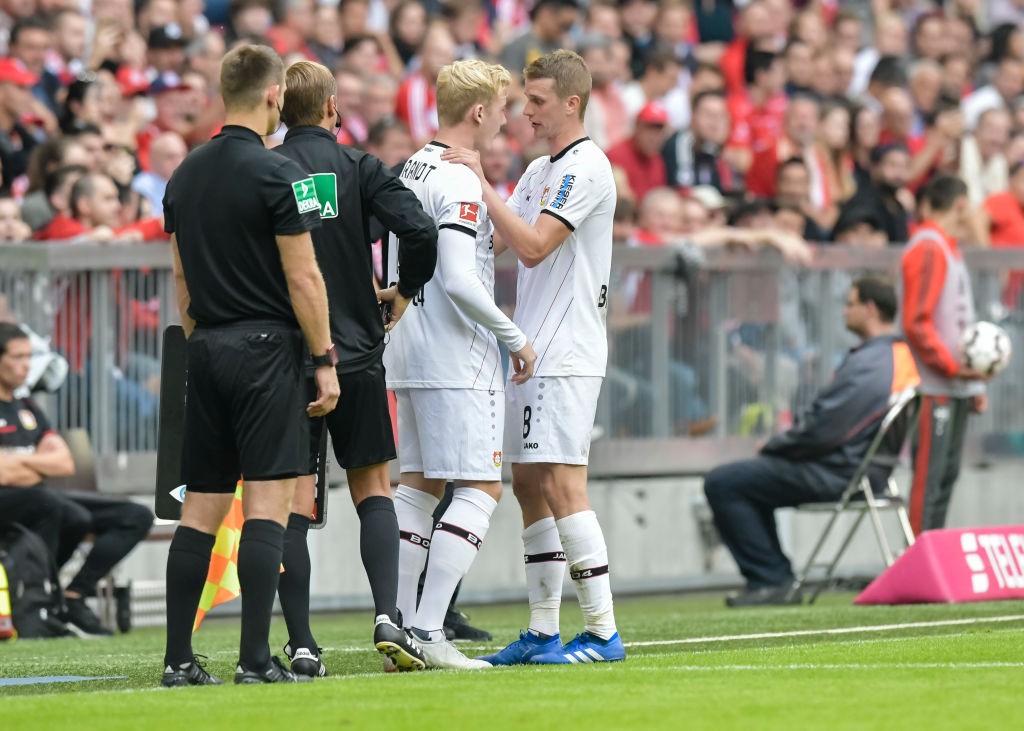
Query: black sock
237,519,285,670
278,512,316,651
356,495,400,624
164,526,215,668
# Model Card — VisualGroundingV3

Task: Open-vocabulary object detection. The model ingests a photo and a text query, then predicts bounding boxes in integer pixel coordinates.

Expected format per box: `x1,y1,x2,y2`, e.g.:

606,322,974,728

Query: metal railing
3,241,1023,491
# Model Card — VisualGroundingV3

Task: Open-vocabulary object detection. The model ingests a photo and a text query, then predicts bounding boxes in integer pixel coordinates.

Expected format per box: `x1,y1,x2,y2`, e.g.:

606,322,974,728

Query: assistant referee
161,45,340,687
276,59,437,675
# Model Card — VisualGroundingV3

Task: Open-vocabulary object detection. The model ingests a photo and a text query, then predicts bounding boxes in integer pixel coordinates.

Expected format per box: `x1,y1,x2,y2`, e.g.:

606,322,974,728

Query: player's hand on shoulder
510,342,537,385
440,147,484,181
308,366,341,416
378,285,412,332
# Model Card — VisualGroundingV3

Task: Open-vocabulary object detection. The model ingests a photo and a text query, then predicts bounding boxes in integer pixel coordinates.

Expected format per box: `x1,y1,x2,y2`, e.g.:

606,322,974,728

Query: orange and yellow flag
193,482,244,631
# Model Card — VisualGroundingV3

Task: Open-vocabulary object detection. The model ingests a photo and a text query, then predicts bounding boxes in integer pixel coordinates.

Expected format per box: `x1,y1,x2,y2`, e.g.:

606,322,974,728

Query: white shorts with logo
395,388,504,481
504,376,603,465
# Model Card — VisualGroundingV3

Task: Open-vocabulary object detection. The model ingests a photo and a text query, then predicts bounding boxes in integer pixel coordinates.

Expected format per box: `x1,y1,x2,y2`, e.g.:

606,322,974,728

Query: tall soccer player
442,50,625,664
385,59,538,670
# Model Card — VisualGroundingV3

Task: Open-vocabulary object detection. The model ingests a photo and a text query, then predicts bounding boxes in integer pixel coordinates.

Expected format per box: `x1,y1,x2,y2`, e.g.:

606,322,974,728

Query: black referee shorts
182,321,309,492
306,359,396,473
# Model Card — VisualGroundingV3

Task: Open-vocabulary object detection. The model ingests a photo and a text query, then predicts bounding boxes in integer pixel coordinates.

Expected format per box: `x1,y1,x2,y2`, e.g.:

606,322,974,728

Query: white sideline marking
624,614,1024,647
643,662,1024,671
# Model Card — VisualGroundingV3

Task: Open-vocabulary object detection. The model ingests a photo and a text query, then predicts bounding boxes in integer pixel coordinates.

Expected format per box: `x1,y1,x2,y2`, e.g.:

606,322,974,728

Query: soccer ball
961,321,1012,376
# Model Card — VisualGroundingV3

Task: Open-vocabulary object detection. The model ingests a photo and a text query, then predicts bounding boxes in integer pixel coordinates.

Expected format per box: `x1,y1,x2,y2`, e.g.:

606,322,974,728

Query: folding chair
791,387,920,604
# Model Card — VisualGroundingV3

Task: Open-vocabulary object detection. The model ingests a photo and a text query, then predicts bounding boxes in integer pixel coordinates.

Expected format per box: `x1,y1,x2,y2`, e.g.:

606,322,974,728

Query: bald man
132,131,188,215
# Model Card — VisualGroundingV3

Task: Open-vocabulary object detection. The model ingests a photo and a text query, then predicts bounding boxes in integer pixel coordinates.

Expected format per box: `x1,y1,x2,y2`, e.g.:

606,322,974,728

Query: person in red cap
0,56,44,190
606,99,669,203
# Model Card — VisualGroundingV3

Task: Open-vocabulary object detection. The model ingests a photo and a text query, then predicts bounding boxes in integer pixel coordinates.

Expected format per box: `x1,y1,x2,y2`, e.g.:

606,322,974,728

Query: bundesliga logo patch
459,202,480,224
291,177,321,215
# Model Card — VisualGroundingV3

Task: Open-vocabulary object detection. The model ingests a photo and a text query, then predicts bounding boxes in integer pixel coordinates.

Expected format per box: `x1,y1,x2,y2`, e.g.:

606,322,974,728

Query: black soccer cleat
235,655,312,684
283,642,327,678
161,655,223,687
62,596,114,637
374,615,426,672
444,609,492,642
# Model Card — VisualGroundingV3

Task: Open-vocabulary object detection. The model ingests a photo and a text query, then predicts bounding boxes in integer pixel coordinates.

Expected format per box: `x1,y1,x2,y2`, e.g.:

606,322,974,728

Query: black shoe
235,655,312,684
114,586,132,634
161,655,223,687
283,642,327,678
444,609,492,641
62,596,114,637
374,615,426,671
725,583,803,607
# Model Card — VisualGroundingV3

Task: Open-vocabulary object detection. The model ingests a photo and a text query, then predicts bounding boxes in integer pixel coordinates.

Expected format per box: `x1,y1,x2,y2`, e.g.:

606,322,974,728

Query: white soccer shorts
503,376,603,465
395,388,504,481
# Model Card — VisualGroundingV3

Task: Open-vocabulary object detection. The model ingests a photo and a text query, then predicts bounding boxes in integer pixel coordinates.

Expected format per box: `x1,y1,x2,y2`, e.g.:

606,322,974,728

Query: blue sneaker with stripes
477,630,562,666
531,631,626,664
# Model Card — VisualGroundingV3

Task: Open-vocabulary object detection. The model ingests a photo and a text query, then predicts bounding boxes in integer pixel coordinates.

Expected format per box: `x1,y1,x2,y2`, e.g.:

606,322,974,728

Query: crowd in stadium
0,0,1018,252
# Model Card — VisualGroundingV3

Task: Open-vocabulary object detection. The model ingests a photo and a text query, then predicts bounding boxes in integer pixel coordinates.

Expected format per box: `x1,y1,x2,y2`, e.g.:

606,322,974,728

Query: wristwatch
311,344,338,368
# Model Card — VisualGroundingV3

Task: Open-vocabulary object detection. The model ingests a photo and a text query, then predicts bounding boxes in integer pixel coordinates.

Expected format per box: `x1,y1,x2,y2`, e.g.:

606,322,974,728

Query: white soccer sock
522,517,565,637
394,484,439,628
413,487,497,637
557,510,617,640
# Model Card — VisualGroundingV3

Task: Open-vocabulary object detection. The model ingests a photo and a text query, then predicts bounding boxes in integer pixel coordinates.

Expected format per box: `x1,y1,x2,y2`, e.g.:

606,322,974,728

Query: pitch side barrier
1,241,1023,494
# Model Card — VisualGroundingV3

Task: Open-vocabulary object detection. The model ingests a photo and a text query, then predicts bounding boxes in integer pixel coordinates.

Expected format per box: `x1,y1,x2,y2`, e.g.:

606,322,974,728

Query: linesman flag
193,482,244,631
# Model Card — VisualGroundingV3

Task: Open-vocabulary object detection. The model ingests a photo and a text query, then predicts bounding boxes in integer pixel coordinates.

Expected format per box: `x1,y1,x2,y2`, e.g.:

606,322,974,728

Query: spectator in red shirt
746,94,821,202
395,23,455,146
984,161,1024,306
727,48,787,174
607,100,669,205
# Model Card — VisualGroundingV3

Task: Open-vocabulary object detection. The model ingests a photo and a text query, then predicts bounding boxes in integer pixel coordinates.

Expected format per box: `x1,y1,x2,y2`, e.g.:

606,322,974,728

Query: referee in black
161,45,340,687
275,59,437,675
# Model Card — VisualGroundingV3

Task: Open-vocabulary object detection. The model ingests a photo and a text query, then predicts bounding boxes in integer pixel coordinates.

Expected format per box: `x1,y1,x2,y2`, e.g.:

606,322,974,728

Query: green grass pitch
2,594,1023,730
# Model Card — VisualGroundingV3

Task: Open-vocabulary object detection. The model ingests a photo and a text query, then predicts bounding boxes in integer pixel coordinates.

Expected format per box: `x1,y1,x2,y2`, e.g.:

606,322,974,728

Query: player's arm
16,431,74,478
0,452,43,487
169,234,196,338
441,147,571,268
437,226,536,383
277,231,340,416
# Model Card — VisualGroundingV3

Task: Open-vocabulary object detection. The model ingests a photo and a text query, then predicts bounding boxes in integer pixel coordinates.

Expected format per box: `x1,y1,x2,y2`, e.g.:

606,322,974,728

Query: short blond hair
524,49,592,118
282,60,336,128
436,59,511,128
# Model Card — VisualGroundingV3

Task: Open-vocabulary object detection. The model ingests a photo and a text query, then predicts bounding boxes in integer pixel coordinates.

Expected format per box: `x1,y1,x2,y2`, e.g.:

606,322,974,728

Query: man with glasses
703,278,920,607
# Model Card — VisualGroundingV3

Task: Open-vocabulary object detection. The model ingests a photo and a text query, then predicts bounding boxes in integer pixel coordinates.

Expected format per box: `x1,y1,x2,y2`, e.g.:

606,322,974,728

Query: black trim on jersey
525,551,567,564
541,209,575,231
550,137,590,163
434,521,482,549
570,564,609,581
438,222,477,238
399,530,431,549
427,140,451,149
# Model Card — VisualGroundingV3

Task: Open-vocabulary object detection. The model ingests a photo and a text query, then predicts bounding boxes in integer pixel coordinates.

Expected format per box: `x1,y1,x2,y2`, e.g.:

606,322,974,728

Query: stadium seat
791,387,920,604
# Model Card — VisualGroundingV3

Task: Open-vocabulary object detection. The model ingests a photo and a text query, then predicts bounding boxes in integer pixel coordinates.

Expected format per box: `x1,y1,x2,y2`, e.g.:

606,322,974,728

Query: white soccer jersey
507,137,615,376
384,142,504,390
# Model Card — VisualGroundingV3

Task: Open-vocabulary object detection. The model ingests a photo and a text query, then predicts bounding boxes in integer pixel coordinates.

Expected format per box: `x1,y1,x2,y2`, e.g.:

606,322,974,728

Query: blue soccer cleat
477,630,562,666
531,631,626,664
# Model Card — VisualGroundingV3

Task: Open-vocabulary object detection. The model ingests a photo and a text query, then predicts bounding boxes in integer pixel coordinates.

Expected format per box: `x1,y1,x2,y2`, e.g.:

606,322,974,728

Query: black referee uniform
164,125,323,487
275,126,435,644
277,125,436,474
161,124,323,681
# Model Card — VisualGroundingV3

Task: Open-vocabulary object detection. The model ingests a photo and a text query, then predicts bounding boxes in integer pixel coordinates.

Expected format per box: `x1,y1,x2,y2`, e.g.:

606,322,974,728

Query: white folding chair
791,387,920,604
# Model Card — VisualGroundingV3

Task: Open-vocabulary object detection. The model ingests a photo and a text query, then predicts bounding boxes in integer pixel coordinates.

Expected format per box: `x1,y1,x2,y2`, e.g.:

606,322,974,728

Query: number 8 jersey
507,137,615,377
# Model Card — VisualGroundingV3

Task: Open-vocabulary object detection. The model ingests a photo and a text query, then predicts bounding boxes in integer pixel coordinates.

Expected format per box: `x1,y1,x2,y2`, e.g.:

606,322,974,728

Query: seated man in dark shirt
0,323,152,636
704,278,920,606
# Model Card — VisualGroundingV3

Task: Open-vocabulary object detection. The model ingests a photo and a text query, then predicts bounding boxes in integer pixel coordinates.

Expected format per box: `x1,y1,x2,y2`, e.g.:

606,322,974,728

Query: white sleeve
540,161,605,231
436,226,528,352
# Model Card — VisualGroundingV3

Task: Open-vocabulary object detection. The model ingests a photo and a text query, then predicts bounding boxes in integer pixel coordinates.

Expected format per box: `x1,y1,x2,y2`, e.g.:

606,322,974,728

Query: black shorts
307,359,396,472
182,321,308,492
